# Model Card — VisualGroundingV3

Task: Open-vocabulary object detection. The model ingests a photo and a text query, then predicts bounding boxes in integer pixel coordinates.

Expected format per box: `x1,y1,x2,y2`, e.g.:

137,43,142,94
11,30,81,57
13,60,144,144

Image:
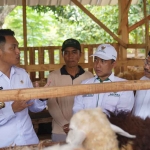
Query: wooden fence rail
18,44,145,81
0,80,149,102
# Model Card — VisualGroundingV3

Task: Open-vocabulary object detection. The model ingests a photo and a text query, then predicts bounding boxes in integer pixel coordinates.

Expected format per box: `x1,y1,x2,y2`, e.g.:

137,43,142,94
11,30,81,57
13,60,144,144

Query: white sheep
45,108,135,150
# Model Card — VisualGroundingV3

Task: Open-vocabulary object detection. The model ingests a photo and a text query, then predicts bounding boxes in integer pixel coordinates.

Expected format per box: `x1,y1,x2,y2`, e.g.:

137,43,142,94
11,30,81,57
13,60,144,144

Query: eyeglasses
143,58,150,67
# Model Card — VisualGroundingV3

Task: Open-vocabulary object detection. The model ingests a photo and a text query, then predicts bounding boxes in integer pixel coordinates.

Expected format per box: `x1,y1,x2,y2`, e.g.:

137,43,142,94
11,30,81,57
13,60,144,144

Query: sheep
116,66,144,80
108,111,150,150
66,108,135,150
3,108,135,150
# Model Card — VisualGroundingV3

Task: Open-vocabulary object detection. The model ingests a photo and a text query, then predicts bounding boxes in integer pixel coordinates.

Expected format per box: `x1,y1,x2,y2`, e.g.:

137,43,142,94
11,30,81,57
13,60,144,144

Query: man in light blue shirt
0,29,49,148
73,44,134,114
132,51,150,119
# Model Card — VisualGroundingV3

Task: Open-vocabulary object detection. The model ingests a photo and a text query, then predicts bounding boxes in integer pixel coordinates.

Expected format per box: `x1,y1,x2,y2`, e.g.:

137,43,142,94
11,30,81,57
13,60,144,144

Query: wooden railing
18,44,145,81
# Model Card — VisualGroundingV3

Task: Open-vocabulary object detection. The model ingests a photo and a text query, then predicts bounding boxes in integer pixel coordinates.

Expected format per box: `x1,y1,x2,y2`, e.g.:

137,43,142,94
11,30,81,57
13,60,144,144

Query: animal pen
0,0,150,149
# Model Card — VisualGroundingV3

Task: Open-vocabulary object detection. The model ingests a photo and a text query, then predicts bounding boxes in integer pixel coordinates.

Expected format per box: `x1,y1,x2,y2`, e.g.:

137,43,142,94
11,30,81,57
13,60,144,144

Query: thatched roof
0,0,139,6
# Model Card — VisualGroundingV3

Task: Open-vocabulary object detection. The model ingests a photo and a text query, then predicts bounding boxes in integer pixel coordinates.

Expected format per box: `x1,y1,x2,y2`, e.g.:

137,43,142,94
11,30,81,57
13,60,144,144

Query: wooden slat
39,47,44,79
20,63,94,72
49,48,54,64
22,0,27,65
29,47,36,81
116,59,143,67
127,44,146,48
88,45,94,72
0,80,150,102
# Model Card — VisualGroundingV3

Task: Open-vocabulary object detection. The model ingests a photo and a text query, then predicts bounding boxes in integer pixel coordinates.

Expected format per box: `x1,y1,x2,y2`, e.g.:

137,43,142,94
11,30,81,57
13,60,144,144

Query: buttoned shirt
132,76,150,119
0,66,46,148
73,73,134,114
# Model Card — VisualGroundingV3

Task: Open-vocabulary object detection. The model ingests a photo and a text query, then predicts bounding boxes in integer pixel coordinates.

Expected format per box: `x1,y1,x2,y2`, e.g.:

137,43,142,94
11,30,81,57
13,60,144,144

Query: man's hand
12,100,33,113
63,124,70,134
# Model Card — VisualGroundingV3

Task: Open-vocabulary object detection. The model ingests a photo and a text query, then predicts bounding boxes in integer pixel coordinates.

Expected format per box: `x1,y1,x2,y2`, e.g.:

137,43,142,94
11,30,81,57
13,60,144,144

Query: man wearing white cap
132,51,150,119
73,44,134,115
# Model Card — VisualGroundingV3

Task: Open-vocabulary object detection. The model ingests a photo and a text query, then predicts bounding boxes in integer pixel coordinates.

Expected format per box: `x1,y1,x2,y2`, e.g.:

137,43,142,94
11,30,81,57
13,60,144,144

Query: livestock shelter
0,0,149,81
0,0,150,149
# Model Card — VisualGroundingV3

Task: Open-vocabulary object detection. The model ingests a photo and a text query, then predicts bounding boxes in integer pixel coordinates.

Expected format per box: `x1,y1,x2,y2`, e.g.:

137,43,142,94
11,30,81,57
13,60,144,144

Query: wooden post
22,0,28,65
143,0,150,56
118,0,130,72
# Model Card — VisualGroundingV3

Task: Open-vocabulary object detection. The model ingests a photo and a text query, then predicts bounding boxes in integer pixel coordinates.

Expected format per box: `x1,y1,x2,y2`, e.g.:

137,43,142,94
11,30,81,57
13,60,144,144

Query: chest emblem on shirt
20,80,24,84
108,92,120,97
83,94,94,97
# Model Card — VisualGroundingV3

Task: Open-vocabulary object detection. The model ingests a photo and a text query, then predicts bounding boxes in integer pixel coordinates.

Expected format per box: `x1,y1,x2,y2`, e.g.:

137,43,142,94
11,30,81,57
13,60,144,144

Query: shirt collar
60,65,85,80
0,66,18,77
96,72,115,83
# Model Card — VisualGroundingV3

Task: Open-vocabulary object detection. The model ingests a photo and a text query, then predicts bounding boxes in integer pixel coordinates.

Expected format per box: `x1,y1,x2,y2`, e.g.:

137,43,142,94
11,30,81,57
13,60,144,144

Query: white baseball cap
91,44,117,60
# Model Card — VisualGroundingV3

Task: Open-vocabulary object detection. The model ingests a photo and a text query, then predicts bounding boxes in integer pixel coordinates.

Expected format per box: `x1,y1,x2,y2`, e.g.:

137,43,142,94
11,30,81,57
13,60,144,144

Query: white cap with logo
91,44,117,61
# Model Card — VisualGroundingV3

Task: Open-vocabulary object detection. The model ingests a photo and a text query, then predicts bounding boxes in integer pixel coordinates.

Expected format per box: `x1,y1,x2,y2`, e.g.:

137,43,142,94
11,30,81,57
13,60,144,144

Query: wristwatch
0,102,5,109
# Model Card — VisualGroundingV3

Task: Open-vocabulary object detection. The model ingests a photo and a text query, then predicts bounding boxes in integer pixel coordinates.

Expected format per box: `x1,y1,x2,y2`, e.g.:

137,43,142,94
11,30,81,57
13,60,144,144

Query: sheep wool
68,108,119,150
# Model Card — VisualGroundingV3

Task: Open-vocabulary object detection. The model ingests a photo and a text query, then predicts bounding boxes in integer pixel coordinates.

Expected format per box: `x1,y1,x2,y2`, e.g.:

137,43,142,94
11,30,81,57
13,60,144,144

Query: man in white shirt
73,44,134,114
132,52,150,119
0,29,49,148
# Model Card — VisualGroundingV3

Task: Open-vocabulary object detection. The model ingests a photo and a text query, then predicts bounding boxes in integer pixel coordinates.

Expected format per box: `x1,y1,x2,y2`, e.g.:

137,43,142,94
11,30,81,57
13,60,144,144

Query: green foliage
3,2,147,47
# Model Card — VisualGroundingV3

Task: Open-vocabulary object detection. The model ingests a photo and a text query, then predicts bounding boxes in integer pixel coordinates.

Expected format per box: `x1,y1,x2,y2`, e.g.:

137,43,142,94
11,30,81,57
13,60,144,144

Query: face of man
62,47,81,68
0,36,20,67
94,56,115,80
144,57,150,78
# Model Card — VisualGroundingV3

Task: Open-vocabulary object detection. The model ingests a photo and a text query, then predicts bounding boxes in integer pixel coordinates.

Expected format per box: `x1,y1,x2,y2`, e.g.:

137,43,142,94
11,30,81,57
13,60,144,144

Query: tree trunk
0,6,16,28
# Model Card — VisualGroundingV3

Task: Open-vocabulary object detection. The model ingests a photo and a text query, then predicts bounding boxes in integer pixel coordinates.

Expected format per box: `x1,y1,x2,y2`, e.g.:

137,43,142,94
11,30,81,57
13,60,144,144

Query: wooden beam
118,0,132,35
1,80,150,102
118,0,129,72
71,0,127,48
19,63,94,72
116,59,143,67
22,0,28,65
129,15,150,32
143,0,150,55
18,58,144,72
127,44,146,48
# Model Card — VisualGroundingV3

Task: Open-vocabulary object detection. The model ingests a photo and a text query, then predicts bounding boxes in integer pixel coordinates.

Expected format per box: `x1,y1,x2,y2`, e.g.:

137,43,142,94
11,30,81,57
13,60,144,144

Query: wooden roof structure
1,0,150,77
0,0,139,6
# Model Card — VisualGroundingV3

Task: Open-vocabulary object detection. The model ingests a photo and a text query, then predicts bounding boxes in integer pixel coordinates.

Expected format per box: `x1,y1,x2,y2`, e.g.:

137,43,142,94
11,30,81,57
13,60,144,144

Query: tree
0,6,16,28
3,2,148,47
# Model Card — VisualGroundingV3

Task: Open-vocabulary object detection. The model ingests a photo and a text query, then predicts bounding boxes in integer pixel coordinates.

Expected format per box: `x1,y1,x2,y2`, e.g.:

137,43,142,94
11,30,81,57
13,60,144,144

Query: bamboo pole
0,80,149,102
143,0,150,55
71,0,127,48
22,0,28,65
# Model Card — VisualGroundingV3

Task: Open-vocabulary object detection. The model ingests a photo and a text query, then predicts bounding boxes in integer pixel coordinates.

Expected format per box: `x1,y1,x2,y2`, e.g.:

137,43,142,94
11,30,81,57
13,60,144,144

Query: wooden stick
0,80,149,102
